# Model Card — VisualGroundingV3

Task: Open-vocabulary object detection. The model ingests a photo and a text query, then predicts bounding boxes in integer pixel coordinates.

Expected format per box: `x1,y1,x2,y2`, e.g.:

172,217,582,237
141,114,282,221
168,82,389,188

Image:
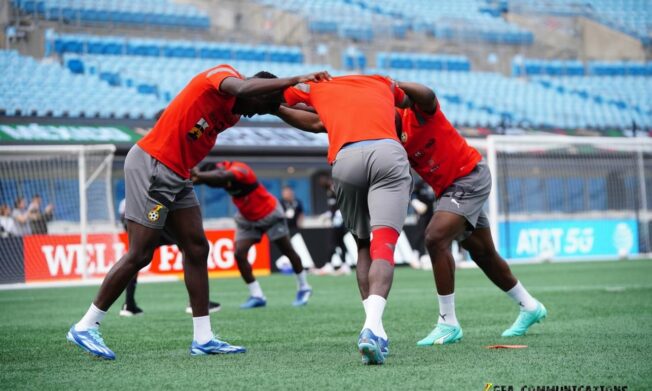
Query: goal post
0,144,118,286
476,135,652,262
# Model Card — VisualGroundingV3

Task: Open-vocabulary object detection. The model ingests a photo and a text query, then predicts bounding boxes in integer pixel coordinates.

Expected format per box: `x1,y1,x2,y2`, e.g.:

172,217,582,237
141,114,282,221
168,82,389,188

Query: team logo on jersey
400,131,408,143
147,204,164,222
187,118,209,141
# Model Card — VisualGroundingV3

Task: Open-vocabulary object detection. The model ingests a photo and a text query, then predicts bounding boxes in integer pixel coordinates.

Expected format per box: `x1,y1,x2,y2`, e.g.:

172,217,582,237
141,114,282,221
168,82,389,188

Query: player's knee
370,227,399,265
234,246,249,263
425,226,453,253
185,239,210,264
126,247,156,269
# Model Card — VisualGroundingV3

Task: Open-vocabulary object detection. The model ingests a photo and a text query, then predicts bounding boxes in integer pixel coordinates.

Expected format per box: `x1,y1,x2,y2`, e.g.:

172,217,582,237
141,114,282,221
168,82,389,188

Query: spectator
0,204,17,237
280,185,304,234
11,197,30,236
27,194,54,234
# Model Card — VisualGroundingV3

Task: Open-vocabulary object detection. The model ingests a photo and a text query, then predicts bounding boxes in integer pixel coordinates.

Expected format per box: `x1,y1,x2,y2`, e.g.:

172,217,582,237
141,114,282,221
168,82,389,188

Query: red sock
370,227,399,266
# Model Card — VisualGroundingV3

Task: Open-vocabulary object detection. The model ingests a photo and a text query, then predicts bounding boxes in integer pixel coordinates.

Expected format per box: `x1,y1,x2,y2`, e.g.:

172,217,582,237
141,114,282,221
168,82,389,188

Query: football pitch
1,260,651,390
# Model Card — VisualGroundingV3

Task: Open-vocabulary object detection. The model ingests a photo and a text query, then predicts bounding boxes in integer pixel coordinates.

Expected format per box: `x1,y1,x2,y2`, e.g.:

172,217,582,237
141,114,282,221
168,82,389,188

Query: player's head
232,71,282,117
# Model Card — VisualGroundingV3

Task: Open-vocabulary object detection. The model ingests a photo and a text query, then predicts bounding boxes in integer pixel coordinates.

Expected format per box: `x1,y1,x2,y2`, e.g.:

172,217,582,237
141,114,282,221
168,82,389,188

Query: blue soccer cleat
66,325,116,360
292,288,312,307
379,337,389,358
240,296,267,309
417,323,463,346
502,302,547,337
358,328,387,365
190,338,246,356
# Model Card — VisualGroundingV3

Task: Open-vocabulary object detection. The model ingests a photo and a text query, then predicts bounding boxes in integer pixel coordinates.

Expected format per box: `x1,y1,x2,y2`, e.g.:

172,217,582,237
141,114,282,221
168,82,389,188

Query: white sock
192,315,214,344
362,298,369,315
362,295,388,340
506,281,538,311
247,280,265,299
295,270,310,291
75,303,107,331
437,293,459,326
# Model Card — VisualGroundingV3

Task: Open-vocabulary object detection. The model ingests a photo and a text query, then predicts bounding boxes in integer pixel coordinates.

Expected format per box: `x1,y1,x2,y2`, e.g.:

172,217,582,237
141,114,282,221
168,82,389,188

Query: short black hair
252,71,278,79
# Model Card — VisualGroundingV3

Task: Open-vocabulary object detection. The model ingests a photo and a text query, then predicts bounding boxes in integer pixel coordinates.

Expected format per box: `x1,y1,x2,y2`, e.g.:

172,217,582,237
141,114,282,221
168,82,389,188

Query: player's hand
190,167,202,184
297,71,332,83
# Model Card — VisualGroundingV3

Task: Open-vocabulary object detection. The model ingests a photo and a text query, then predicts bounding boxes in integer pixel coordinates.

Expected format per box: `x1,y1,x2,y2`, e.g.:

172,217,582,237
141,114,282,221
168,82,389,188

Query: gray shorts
123,145,199,229
235,202,289,242
435,159,491,240
332,139,412,239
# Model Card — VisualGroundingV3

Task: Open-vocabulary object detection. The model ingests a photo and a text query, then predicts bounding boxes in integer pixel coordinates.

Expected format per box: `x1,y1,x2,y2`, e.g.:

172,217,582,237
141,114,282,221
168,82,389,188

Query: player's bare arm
396,81,437,114
219,71,332,98
190,167,235,188
275,106,326,134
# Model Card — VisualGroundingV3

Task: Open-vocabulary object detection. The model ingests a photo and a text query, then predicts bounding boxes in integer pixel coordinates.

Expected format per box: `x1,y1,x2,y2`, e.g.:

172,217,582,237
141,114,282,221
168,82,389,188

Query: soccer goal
474,135,652,262
0,145,118,286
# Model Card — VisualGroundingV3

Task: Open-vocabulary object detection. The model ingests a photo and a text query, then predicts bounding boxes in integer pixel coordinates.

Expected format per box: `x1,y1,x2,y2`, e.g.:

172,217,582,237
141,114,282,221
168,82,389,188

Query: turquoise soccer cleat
190,338,246,355
358,328,387,365
502,302,547,337
417,323,463,346
66,325,116,360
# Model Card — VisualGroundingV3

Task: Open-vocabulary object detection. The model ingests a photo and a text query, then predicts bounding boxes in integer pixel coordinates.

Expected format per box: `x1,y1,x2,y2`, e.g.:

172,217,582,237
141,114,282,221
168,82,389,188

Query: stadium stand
46,32,304,63
0,50,162,118
3,40,652,129
255,0,534,44
509,0,652,45
10,0,210,29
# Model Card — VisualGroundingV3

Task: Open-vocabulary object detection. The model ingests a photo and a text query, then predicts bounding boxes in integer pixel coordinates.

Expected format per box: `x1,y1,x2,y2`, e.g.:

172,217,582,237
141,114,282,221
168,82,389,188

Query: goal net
0,145,118,286
483,136,652,262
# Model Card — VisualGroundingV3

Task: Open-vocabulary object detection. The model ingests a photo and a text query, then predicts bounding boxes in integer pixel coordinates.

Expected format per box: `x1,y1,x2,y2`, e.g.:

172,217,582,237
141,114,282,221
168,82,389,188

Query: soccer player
66,64,331,360
395,81,547,345
191,161,312,308
276,75,413,365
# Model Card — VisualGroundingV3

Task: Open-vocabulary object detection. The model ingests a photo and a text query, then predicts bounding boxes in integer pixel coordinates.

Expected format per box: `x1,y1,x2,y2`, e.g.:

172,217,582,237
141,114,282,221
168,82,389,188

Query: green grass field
1,260,651,390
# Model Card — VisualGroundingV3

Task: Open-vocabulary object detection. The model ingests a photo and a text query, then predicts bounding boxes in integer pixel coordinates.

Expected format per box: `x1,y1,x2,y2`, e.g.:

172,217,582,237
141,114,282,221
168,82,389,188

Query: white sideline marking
0,276,178,291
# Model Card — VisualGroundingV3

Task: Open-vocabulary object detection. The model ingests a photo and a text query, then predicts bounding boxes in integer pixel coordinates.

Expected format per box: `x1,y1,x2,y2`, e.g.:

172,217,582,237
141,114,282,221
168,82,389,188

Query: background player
66,64,330,360
277,75,412,365
396,81,547,345
192,161,312,308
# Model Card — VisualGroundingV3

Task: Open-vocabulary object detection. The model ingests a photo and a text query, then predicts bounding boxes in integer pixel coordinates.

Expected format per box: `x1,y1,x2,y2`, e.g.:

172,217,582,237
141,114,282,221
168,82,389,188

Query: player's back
138,65,242,178
399,106,481,197
285,75,401,163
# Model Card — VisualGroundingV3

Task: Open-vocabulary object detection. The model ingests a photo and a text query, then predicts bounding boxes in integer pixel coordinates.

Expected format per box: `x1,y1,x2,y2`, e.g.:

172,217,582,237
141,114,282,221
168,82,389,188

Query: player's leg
273,235,313,306
354,236,371,299
166,204,245,354
159,225,221,315
67,221,162,359
332,144,386,364
234,234,267,309
461,223,546,337
417,163,492,346
460,226,516,291
362,141,412,364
